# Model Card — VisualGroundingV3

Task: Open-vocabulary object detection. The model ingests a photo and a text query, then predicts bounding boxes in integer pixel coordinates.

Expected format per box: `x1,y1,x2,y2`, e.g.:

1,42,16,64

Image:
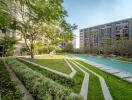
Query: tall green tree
0,0,18,56
17,0,73,58
0,0,74,58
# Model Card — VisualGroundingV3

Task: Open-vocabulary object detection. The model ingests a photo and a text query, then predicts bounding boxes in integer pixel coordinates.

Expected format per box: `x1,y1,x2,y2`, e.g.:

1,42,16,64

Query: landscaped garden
0,54,132,100
76,59,132,100
0,0,132,99
18,54,84,93
0,59,22,100
6,57,82,100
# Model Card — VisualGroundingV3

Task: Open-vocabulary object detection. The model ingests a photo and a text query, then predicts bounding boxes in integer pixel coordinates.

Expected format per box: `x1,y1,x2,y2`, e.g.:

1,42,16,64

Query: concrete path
72,59,113,100
64,58,76,78
67,59,89,100
17,57,76,79
75,56,132,83
3,59,35,100
125,77,132,83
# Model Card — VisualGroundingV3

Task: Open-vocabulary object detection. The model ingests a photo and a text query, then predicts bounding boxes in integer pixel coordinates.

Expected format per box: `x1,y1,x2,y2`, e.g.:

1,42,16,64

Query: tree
0,36,18,56
101,37,132,57
63,43,73,52
16,0,73,58
0,0,13,34
0,0,18,56
0,0,74,58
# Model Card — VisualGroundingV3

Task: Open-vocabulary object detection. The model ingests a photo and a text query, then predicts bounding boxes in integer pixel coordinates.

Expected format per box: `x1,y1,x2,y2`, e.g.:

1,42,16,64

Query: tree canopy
0,0,75,58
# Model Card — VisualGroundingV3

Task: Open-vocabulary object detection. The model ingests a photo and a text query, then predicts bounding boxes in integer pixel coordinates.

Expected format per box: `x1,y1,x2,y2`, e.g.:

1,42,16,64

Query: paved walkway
67,59,89,100
3,59,34,100
74,56,132,83
17,57,76,79
72,59,113,100
64,58,76,78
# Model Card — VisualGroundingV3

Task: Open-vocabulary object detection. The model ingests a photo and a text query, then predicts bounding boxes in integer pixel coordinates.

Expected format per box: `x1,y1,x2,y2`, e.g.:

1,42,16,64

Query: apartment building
80,18,132,53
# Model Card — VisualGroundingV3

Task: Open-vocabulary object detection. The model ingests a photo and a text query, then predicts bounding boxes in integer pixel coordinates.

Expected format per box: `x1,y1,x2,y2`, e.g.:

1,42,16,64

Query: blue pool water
74,54,132,73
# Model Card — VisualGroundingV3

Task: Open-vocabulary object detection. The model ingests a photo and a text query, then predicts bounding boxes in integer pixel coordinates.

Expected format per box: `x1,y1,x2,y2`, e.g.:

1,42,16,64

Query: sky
63,0,132,48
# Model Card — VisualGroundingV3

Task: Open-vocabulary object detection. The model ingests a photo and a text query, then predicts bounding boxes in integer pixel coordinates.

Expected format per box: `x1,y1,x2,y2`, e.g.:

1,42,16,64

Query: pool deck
73,55,132,83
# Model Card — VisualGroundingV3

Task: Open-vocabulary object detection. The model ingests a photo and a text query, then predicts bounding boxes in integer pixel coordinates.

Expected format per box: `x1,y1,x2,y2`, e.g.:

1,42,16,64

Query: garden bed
6,58,82,100
18,58,75,87
18,57,85,94
0,59,22,100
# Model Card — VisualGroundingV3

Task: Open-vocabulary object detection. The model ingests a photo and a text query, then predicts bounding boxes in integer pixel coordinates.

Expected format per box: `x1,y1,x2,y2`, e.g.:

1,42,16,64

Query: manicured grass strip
68,59,89,100
77,60,132,100
7,59,82,100
114,57,132,63
34,54,71,74
0,59,21,100
18,58,74,87
72,59,104,100
67,60,84,94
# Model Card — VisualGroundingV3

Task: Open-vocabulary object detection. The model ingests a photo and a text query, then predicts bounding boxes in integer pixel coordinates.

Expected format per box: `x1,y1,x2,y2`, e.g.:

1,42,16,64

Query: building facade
80,18,132,53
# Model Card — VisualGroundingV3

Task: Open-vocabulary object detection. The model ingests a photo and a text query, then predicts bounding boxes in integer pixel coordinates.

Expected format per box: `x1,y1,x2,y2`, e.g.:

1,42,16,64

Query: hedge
6,59,82,100
17,58,75,87
0,59,22,100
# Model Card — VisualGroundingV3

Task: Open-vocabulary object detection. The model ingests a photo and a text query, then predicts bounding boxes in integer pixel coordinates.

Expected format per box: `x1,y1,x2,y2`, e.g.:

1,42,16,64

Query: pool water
74,54,132,73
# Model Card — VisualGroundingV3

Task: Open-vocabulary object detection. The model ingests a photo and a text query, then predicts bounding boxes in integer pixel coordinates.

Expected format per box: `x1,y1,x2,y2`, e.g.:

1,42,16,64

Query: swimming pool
74,54,132,74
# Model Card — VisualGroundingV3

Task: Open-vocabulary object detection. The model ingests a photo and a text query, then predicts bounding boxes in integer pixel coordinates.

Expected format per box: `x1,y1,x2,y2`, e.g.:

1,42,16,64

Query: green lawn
76,62,104,100
77,60,132,100
34,54,71,74
114,57,132,63
18,54,132,100
67,59,84,93
70,59,104,100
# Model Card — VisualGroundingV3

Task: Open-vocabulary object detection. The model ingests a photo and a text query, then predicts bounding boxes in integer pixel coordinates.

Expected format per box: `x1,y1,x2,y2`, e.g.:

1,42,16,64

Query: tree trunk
30,51,34,59
30,43,34,59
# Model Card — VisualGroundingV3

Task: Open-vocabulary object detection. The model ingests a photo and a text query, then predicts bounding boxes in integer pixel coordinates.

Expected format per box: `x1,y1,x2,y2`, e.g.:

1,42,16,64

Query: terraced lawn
6,58,82,100
74,62,104,100
18,58,74,87
69,59,104,100
15,54,132,100
18,58,84,94
77,60,132,100
33,54,71,74
67,60,84,93
19,56,107,99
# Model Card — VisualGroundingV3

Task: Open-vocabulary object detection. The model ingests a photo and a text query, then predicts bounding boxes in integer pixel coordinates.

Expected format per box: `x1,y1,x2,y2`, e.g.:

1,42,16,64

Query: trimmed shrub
0,60,22,100
18,58,75,87
6,59,82,100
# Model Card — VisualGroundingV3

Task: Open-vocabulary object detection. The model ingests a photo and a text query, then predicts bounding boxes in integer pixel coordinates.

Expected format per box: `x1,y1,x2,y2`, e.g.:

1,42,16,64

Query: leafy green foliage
115,57,132,62
0,0,75,58
7,59,82,100
0,36,18,56
63,43,73,52
18,58,75,87
0,0,12,30
0,60,22,100
17,0,74,58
